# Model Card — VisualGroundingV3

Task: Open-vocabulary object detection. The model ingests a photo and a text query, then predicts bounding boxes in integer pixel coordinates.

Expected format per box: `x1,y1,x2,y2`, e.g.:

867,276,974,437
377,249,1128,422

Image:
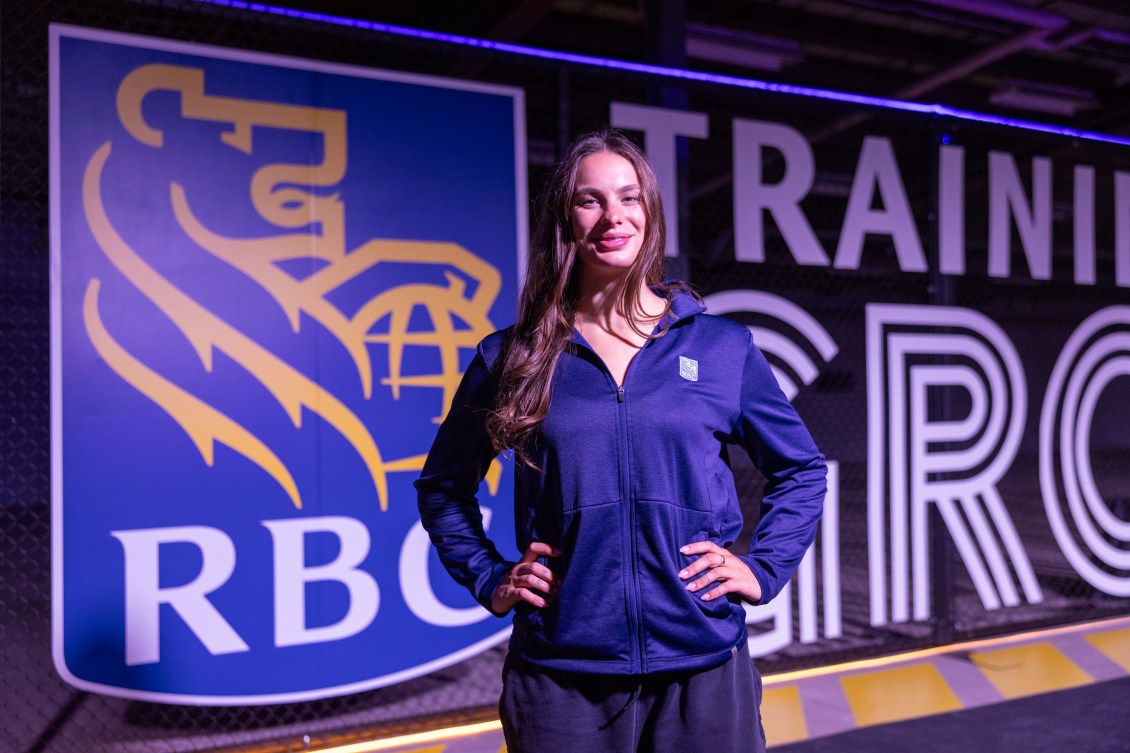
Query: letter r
865,305,1041,626
111,526,249,666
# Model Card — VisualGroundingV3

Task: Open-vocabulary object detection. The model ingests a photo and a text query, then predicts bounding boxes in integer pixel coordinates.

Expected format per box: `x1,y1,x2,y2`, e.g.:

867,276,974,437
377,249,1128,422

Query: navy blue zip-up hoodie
416,289,827,675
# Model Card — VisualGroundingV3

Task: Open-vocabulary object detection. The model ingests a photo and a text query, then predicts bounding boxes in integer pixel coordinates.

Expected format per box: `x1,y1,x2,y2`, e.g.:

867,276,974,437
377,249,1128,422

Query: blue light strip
192,0,1130,147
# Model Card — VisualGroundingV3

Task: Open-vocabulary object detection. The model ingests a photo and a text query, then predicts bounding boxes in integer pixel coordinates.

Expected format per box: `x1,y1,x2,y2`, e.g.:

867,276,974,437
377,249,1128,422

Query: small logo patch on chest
679,355,699,382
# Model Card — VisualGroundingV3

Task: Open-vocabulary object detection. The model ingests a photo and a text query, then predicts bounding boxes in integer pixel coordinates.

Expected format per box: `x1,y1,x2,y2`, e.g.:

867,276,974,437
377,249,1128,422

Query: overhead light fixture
685,22,802,72
989,79,1099,116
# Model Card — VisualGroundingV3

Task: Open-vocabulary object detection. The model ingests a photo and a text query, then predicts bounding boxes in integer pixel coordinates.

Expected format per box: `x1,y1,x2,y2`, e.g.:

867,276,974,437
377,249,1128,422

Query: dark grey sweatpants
499,643,766,753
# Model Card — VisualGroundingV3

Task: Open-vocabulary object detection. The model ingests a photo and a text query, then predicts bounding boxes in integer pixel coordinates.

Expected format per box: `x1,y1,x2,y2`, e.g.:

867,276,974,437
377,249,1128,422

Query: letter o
1040,306,1130,595
399,509,493,627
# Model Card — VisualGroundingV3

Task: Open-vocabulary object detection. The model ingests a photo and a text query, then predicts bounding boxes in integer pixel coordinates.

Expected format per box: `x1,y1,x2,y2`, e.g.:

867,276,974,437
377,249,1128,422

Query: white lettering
263,516,379,648
610,102,709,258
834,136,926,272
732,118,828,266
400,509,494,627
703,289,839,399
988,152,1051,280
938,145,965,275
1074,164,1096,285
111,526,248,666
866,305,1041,625
1040,307,1130,596
1116,171,1130,288
593,105,1129,286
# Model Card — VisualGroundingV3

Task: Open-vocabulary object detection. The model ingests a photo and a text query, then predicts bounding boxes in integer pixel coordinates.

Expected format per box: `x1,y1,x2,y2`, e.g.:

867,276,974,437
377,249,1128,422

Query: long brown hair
485,129,686,463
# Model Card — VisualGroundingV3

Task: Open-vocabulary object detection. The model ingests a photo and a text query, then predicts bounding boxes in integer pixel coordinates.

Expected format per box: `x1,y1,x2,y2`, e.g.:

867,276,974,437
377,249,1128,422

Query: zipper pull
617,385,625,402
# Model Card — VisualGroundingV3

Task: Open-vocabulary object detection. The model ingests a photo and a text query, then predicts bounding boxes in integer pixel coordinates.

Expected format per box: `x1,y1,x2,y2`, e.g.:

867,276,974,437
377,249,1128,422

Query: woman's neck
574,272,666,337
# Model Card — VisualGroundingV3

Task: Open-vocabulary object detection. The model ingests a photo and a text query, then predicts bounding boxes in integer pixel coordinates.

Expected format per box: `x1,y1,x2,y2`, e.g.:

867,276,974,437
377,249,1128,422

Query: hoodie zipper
572,337,643,673
613,374,642,673
573,320,682,674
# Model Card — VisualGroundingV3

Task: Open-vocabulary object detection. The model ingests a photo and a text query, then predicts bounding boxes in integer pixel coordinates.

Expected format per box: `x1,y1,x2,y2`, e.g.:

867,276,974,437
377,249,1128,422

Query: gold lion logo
81,64,503,511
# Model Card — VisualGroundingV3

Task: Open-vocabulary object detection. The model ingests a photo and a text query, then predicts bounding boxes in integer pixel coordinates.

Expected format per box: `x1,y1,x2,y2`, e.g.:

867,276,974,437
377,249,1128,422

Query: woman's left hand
678,541,763,604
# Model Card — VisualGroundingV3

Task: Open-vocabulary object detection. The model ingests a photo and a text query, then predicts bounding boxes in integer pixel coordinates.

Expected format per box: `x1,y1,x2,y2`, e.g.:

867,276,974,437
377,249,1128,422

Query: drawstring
600,681,642,729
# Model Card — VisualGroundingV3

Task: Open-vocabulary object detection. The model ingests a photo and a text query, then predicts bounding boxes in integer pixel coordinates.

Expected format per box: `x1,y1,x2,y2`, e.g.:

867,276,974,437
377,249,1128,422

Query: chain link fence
3,0,1129,750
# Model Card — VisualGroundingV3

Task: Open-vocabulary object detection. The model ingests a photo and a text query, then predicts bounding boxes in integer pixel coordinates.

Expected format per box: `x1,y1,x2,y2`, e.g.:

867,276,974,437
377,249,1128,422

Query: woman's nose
603,204,622,224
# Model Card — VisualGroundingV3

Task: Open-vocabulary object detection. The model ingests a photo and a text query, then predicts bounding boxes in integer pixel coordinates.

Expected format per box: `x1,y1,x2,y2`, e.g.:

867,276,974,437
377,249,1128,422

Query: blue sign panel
50,25,523,704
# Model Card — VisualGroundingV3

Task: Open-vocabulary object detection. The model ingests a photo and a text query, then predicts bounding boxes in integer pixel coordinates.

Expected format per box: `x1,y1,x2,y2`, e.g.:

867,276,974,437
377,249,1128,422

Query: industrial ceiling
265,0,1130,141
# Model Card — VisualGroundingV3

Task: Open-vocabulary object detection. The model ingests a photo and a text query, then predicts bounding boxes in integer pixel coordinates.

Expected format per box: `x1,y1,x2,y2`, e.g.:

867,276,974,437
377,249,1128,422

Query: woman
416,130,826,752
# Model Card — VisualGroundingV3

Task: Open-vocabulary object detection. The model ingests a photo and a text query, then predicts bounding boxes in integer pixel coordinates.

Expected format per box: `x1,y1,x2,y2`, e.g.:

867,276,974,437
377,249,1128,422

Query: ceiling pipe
915,0,1130,82
1094,28,1130,48
690,21,1065,202
911,0,1066,31
804,23,1062,145
685,22,803,72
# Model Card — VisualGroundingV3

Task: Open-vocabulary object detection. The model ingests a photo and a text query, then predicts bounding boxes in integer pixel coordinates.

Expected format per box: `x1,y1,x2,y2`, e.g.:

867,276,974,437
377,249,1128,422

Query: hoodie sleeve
414,340,514,615
731,330,827,605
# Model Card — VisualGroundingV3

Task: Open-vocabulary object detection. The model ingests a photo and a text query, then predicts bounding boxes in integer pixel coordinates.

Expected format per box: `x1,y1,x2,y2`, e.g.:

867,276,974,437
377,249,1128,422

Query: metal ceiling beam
691,7,1069,202
805,23,1063,145
912,0,1067,31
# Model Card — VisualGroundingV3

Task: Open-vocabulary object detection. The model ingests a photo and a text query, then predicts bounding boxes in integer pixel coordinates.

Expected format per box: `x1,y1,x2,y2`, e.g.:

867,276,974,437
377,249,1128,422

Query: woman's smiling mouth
598,234,632,250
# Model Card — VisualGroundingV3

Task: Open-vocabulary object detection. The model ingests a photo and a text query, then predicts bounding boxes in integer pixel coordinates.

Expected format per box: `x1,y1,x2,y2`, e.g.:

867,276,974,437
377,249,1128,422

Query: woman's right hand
491,541,561,613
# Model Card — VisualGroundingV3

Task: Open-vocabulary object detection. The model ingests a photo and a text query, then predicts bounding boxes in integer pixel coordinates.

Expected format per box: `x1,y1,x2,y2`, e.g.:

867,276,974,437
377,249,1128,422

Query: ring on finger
719,554,726,567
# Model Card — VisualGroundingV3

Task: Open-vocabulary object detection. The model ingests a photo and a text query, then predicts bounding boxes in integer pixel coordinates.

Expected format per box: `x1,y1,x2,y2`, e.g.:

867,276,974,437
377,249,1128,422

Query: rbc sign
50,25,523,703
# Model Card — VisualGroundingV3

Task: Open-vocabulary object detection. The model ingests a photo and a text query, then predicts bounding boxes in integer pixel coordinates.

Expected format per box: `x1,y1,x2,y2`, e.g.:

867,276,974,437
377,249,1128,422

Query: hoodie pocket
635,499,743,659
517,501,631,663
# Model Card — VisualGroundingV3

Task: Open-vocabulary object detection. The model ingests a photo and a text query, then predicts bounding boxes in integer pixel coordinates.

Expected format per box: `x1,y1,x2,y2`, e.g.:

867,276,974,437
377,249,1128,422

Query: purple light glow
192,0,1130,148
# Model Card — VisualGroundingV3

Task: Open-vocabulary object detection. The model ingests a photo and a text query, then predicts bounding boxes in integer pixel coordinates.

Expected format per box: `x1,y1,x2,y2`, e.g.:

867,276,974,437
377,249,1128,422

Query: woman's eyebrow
573,183,640,194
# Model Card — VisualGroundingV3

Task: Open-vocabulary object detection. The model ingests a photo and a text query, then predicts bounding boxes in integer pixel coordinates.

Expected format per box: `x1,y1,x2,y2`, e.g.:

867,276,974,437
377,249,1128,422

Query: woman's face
570,151,647,282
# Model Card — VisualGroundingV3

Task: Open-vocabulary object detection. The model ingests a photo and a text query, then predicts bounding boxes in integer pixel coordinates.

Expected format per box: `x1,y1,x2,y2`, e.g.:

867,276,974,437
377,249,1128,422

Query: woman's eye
623,195,640,204
578,197,599,207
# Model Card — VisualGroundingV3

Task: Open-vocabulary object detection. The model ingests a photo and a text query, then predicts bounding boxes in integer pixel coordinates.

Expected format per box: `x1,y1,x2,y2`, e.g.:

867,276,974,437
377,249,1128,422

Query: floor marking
1084,627,1130,674
841,663,962,727
971,642,1092,699
762,684,808,746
